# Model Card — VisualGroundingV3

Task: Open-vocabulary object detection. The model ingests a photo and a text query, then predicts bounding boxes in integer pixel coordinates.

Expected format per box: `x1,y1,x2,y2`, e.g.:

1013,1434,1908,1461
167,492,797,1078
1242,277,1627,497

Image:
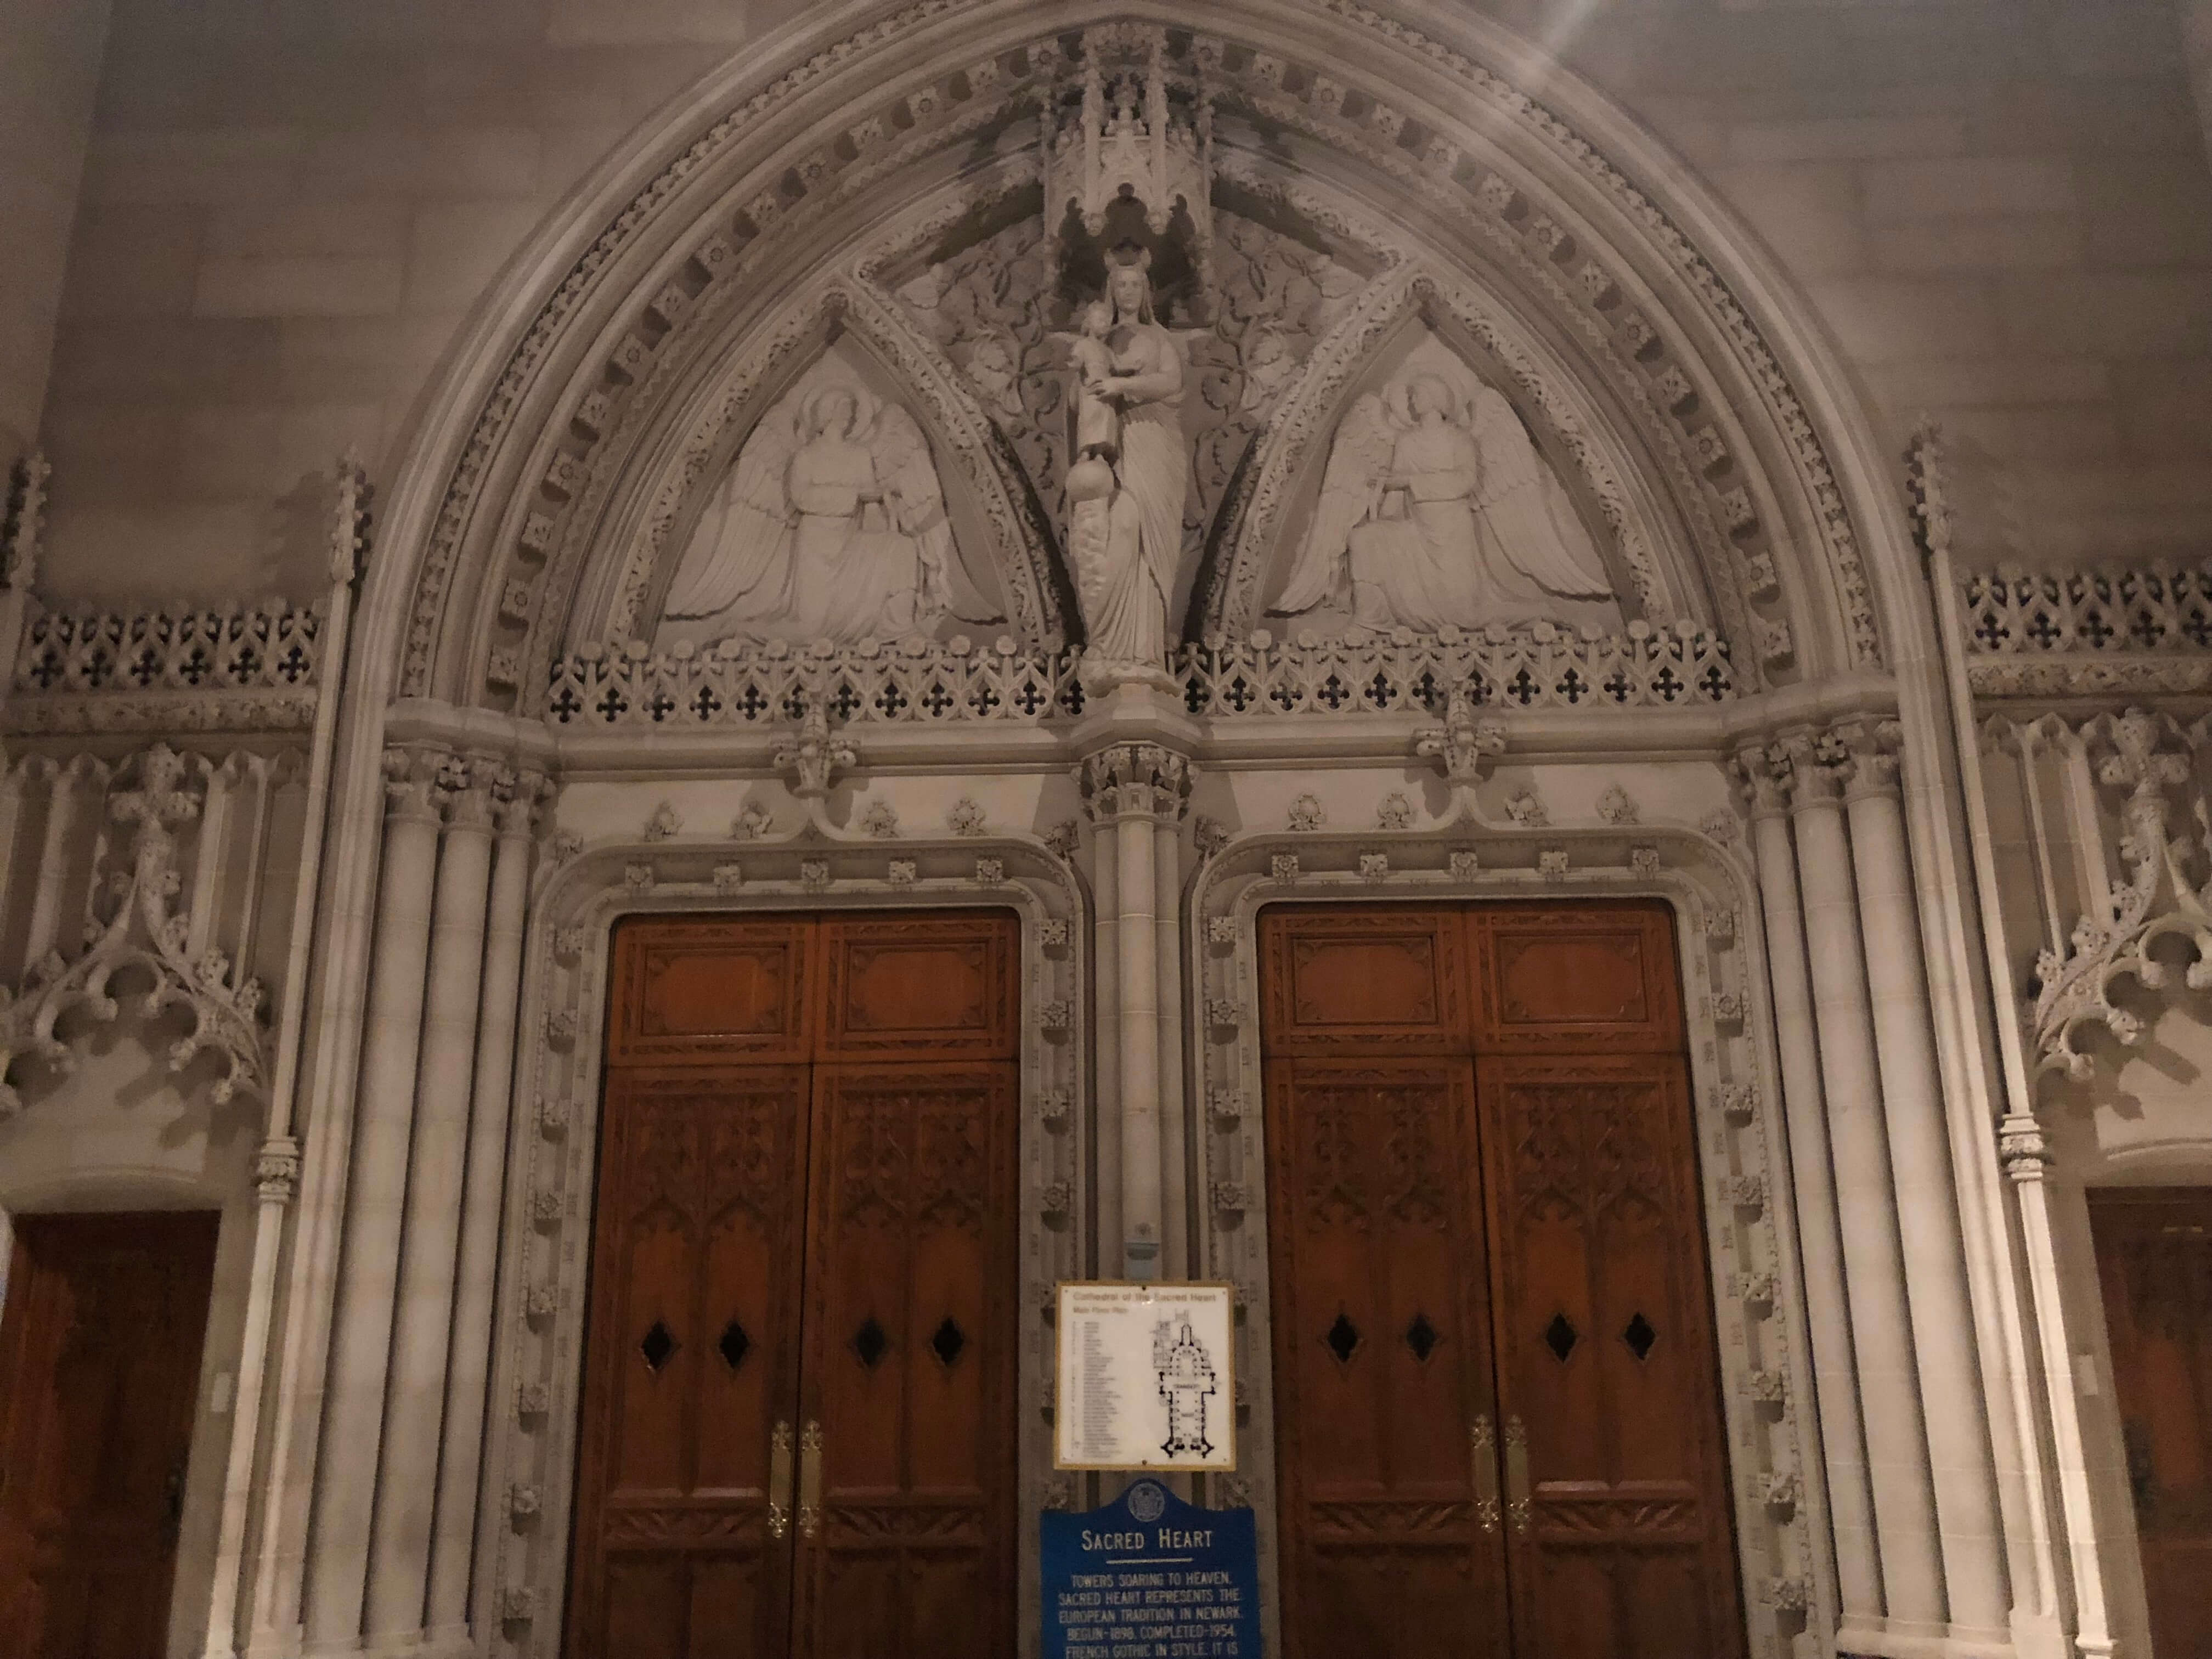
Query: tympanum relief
652,348,1004,650
1273,335,1621,635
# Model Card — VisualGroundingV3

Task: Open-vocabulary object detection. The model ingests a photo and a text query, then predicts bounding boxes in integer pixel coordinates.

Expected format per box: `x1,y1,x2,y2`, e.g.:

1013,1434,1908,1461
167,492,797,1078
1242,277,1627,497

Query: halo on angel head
1380,371,1468,428
801,382,869,439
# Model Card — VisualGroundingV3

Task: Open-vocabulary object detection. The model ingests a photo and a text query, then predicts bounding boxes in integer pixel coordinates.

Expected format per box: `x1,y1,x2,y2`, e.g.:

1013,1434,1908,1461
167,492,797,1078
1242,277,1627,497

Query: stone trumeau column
302,748,447,1654
1782,729,1948,1635
1836,720,2010,1639
1735,743,1877,1623
1078,741,1192,1280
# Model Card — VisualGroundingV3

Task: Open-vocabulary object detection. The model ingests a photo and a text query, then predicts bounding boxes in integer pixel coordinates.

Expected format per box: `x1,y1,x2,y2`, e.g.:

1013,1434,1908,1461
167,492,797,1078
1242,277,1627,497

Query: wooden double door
1260,902,1744,1658
568,911,1019,1659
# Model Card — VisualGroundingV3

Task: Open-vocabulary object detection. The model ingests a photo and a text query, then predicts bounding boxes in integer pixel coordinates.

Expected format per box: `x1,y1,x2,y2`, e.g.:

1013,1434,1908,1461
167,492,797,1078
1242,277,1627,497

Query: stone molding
0,458,366,738
1187,812,1825,1656
1956,562,2212,702
546,622,1736,735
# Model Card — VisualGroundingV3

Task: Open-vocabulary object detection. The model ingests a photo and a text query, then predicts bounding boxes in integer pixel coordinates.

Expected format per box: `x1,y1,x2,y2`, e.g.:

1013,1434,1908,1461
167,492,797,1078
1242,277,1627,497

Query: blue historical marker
1041,1479,1262,1659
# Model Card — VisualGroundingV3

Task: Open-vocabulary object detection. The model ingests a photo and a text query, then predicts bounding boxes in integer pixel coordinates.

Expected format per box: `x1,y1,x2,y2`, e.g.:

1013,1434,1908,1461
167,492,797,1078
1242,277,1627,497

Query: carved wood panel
1468,902,1683,1055
817,913,1019,1062
1263,1056,1509,1659
1476,1052,1740,1658
573,912,1017,1659
791,1063,1018,1658
2089,1188,2212,1658
608,916,816,1066
1260,906,1469,1057
1259,902,1742,1659
0,1210,219,1659
567,1067,810,1658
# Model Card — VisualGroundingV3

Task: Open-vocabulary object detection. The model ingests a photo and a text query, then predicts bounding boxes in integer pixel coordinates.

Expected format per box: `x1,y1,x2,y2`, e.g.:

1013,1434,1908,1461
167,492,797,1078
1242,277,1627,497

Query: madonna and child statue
1060,249,1190,689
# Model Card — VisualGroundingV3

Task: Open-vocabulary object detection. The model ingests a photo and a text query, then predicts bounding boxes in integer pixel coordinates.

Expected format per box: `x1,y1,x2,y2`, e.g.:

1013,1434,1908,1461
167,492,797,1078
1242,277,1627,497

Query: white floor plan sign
1054,1284,1237,1472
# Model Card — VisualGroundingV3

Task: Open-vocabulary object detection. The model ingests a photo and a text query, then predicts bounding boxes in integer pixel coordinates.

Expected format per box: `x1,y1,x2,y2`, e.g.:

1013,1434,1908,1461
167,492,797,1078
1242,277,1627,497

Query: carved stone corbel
771,701,859,800
1076,742,1193,824
1413,688,1505,791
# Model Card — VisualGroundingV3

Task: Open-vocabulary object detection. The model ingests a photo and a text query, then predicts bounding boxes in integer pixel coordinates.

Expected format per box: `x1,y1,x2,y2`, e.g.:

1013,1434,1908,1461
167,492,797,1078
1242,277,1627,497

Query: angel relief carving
653,358,1002,650
1273,343,1621,635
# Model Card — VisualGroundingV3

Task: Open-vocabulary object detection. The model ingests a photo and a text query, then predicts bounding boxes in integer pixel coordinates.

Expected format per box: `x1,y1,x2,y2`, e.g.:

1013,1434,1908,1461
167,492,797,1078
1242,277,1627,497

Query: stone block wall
0,0,112,465
22,0,2212,595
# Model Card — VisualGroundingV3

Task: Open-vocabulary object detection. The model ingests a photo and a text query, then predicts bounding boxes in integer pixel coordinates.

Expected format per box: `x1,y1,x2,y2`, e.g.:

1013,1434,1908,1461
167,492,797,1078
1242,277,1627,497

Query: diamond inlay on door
1542,1312,1578,1363
1323,1311,1362,1364
639,1320,677,1373
851,1314,890,1369
1622,1312,1657,1361
718,1319,751,1370
929,1314,968,1367
1403,1312,1442,1363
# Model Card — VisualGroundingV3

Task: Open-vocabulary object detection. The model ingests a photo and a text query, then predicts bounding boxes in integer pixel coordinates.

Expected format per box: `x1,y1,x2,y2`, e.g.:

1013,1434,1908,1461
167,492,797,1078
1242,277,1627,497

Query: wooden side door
789,915,1020,1659
569,918,818,1659
0,1209,219,1659
2089,1187,2212,1657
1468,904,1741,1659
1260,908,1511,1658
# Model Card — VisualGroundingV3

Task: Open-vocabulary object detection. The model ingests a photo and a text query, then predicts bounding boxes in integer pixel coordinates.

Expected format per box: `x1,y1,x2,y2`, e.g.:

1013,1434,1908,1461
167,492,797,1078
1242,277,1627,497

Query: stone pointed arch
359,0,1910,719
1194,260,1740,662
554,273,1069,684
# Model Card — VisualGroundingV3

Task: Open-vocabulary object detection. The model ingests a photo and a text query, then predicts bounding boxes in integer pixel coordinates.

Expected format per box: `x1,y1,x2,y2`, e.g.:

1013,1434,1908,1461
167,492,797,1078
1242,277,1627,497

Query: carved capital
1774,731,1843,810
495,768,548,838
1076,742,1192,823
1831,719,1902,802
253,1135,302,1204
442,759,498,834
1997,1113,2051,1182
1731,743,1791,819
382,746,446,825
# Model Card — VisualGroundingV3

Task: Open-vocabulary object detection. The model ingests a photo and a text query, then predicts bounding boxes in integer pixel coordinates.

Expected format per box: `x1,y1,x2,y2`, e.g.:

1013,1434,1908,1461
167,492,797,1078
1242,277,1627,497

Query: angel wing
661,408,800,622
1274,391,1395,614
871,402,961,622
1470,387,1613,600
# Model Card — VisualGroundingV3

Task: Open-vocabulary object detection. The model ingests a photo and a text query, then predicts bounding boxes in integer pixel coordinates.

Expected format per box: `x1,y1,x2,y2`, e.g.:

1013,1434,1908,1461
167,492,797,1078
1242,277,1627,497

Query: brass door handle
798,1419,823,1541
768,1420,794,1540
1504,1414,1531,1537
1469,1414,1499,1535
